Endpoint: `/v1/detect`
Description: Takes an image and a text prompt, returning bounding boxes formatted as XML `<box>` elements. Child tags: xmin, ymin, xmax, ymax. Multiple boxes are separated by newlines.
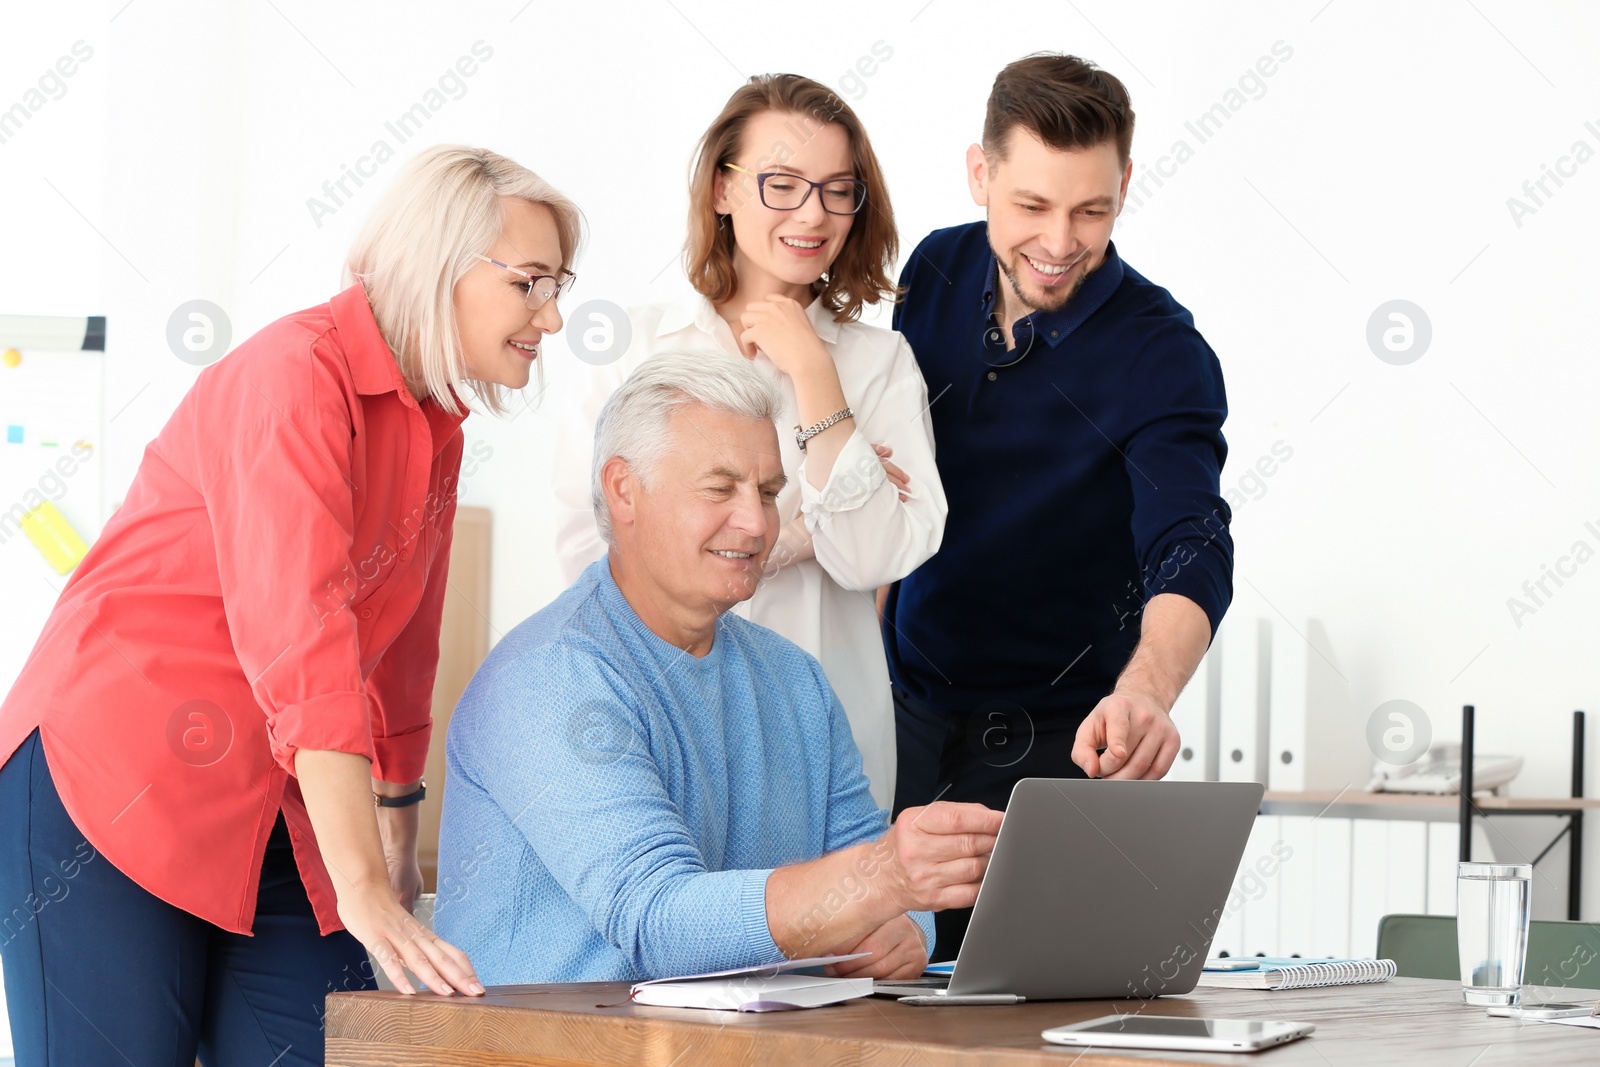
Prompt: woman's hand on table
<box><xmin>338</xmin><ymin>881</ymin><xmax>485</xmax><ymax>997</ymax></box>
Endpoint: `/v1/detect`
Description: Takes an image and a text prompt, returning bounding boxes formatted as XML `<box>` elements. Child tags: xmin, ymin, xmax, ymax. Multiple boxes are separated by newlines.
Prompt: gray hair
<box><xmin>592</xmin><ymin>350</ymin><xmax>782</xmax><ymax>543</ymax></box>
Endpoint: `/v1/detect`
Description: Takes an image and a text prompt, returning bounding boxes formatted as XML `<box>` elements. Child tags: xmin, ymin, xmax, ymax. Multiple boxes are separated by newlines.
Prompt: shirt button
<box><xmin>986</xmin><ymin>371</ymin><xmax>998</xmax><ymax>381</ymax></box>
<box><xmin>1050</xmin><ymin>329</ymin><xmax>1059</xmax><ymax>338</ymax></box>
<box><xmin>399</xmin><ymin>550</ymin><xmax>410</xmax><ymax>562</ymax></box>
<box><xmin>360</xmin><ymin>608</ymin><xmax>372</xmax><ymax>620</ymax></box>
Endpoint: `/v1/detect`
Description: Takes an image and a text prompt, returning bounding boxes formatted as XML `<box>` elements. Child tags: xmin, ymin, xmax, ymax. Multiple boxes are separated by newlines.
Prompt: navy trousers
<box><xmin>0</xmin><ymin>729</ymin><xmax>374</xmax><ymax>1066</ymax></box>
<box><xmin>892</xmin><ymin>686</ymin><xmax>1089</xmax><ymax>962</ymax></box>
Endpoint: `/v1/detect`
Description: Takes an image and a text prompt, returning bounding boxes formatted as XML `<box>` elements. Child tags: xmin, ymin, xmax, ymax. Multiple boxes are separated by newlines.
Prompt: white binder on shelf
<box><xmin>1426</xmin><ymin>822</ymin><xmax>1495</xmax><ymax>915</ymax></box>
<box><xmin>1166</xmin><ymin>641</ymin><xmax>1220</xmax><ymax>782</ymax></box>
<box><xmin>1346</xmin><ymin>820</ymin><xmax>1429</xmax><ymax>958</ymax></box>
<box><xmin>1426</xmin><ymin>823</ymin><xmax>1458</xmax><ymax>915</ymax></box>
<box><xmin>1276</xmin><ymin>814</ymin><xmax>1318</xmax><ymax>956</ymax></box>
<box><xmin>1212</xmin><ymin>880</ymin><xmax>1246</xmax><ymax>958</ymax></box>
<box><xmin>1385</xmin><ymin>821</ymin><xmax>1429</xmax><ymax>919</ymax></box>
<box><xmin>1239</xmin><ymin>814</ymin><xmax>1283</xmax><ymax>957</ymax></box>
<box><xmin>1310</xmin><ymin>818</ymin><xmax>1353</xmax><ymax>958</ymax></box>
<box><xmin>1348</xmin><ymin>820</ymin><xmax>1390</xmax><ymax>959</ymax></box>
<box><xmin>1267</xmin><ymin>618</ymin><xmax>1362</xmax><ymax>792</ymax></box>
<box><xmin>1218</xmin><ymin>616</ymin><xmax>1271</xmax><ymax>785</ymax></box>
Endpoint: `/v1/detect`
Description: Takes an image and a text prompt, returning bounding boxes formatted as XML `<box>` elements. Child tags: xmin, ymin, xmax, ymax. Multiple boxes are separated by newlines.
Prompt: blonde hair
<box><xmin>345</xmin><ymin>144</ymin><xmax>582</xmax><ymax>415</ymax></box>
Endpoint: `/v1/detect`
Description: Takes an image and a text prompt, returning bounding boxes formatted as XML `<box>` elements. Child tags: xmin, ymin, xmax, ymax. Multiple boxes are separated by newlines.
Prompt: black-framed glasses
<box><xmin>724</xmin><ymin>163</ymin><xmax>868</xmax><ymax>215</ymax></box>
<box><xmin>477</xmin><ymin>255</ymin><xmax>577</xmax><ymax>310</ymax></box>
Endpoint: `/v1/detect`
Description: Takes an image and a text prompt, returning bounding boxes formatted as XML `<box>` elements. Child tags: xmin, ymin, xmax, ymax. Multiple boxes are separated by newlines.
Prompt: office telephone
<box><xmin>1367</xmin><ymin>743</ymin><xmax>1524</xmax><ymax>795</ymax></box>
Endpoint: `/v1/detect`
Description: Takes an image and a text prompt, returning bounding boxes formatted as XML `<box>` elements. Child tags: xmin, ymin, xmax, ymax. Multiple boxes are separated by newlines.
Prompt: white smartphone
<box><xmin>1487</xmin><ymin>1001</ymin><xmax>1597</xmax><ymax>1020</ymax></box>
<box><xmin>1042</xmin><ymin>1015</ymin><xmax>1315</xmax><ymax>1052</ymax></box>
<box><xmin>1203</xmin><ymin>958</ymin><xmax>1262</xmax><ymax>971</ymax></box>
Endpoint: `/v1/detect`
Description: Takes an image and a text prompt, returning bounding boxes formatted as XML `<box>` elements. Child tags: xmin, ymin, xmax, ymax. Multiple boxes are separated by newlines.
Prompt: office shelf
<box><xmin>1260</xmin><ymin>708</ymin><xmax>1588</xmax><ymax>920</ymax></box>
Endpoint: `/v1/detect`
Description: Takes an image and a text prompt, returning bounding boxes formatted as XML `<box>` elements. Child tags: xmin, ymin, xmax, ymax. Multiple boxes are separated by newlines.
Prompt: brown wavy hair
<box><xmin>684</xmin><ymin>74</ymin><xmax>899</xmax><ymax>324</ymax></box>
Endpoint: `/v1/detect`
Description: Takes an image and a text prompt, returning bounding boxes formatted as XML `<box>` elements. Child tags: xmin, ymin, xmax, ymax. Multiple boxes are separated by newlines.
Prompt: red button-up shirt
<box><xmin>0</xmin><ymin>284</ymin><xmax>467</xmax><ymax>935</ymax></box>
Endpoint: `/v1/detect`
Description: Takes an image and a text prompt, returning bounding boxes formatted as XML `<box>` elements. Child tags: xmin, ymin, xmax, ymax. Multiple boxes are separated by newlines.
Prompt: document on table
<box><xmin>629</xmin><ymin>953</ymin><xmax>874</xmax><ymax>1012</ymax></box>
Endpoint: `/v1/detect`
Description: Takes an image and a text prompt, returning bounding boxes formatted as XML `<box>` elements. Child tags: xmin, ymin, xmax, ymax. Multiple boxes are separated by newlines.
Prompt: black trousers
<box><xmin>891</xmin><ymin>686</ymin><xmax>1089</xmax><ymax>962</ymax></box>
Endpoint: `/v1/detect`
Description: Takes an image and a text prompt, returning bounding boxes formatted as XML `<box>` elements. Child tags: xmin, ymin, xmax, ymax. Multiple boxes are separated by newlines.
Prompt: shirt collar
<box><xmin>655</xmin><ymin>288</ymin><xmax>841</xmax><ymax>345</ymax></box>
<box><xmin>424</xmin><ymin>394</ymin><xmax>468</xmax><ymax>454</ymax></box>
<box><xmin>803</xmin><ymin>292</ymin><xmax>843</xmax><ymax>344</ymax></box>
<box><xmin>980</xmin><ymin>240</ymin><xmax>1125</xmax><ymax>349</ymax></box>
<box><xmin>331</xmin><ymin>284</ymin><xmax>411</xmax><ymax>397</ymax></box>
<box><xmin>329</xmin><ymin>284</ymin><xmax>468</xmax><ymax>448</ymax></box>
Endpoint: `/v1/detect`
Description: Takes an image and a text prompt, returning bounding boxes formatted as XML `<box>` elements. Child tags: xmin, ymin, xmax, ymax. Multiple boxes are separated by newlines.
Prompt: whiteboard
<box><xmin>0</xmin><ymin>324</ymin><xmax>106</xmax><ymax>700</ymax></box>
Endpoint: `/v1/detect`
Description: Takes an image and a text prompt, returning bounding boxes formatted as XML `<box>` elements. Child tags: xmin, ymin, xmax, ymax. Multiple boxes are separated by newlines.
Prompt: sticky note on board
<box><xmin>20</xmin><ymin>501</ymin><xmax>89</xmax><ymax>574</ymax></box>
<box><xmin>5</xmin><ymin>425</ymin><xmax>20</xmax><ymax>444</ymax></box>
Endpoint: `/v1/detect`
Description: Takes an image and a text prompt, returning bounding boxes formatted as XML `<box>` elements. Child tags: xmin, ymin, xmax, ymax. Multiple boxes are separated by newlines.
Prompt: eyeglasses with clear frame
<box><xmin>723</xmin><ymin>164</ymin><xmax>868</xmax><ymax>215</ymax></box>
<box><xmin>477</xmin><ymin>255</ymin><xmax>577</xmax><ymax>311</ymax></box>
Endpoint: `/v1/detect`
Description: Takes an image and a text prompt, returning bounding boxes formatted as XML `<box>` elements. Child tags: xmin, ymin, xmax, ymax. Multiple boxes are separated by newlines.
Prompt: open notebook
<box><xmin>1198</xmin><ymin>958</ymin><xmax>1398</xmax><ymax>990</ymax></box>
<box><xmin>630</xmin><ymin>954</ymin><xmax>874</xmax><ymax>1011</ymax></box>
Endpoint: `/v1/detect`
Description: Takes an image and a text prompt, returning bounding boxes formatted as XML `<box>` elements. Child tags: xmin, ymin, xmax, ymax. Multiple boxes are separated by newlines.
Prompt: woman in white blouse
<box><xmin>553</xmin><ymin>73</ymin><xmax>946</xmax><ymax>807</ymax></box>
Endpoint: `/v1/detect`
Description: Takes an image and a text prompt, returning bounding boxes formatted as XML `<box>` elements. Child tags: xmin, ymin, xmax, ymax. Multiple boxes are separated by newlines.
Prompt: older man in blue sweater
<box><xmin>435</xmin><ymin>351</ymin><xmax>1001</xmax><ymax>986</ymax></box>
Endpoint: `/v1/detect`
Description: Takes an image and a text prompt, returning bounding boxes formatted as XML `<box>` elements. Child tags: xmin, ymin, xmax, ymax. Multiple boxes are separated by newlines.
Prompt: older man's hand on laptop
<box><xmin>883</xmin><ymin>801</ymin><xmax>1006</xmax><ymax>911</ymax></box>
<box><xmin>823</xmin><ymin>803</ymin><xmax>1000</xmax><ymax>979</ymax></box>
<box><xmin>766</xmin><ymin>800</ymin><xmax>1003</xmax><ymax>965</ymax></box>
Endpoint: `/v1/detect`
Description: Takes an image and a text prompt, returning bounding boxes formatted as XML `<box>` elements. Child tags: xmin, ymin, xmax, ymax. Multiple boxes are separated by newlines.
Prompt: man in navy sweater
<box><xmin>885</xmin><ymin>54</ymin><xmax>1234</xmax><ymax>957</ymax></box>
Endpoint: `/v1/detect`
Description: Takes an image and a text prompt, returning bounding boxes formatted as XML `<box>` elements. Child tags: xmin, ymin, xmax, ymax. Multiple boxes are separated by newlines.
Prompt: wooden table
<box><xmin>326</xmin><ymin>977</ymin><xmax>1600</xmax><ymax>1065</ymax></box>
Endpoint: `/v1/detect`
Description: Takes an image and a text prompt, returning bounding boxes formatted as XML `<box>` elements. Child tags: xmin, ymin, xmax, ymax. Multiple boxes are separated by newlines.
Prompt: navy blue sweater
<box><xmin>883</xmin><ymin>223</ymin><xmax>1233</xmax><ymax>720</ymax></box>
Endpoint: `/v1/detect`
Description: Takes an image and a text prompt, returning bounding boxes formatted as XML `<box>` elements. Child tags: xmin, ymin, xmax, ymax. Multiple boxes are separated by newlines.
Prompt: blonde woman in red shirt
<box><xmin>0</xmin><ymin>144</ymin><xmax>579</xmax><ymax>1066</ymax></box>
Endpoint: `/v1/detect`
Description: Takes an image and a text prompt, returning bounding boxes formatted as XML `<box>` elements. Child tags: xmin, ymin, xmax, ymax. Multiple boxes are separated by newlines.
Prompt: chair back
<box><xmin>1377</xmin><ymin>913</ymin><xmax>1600</xmax><ymax>989</ymax></box>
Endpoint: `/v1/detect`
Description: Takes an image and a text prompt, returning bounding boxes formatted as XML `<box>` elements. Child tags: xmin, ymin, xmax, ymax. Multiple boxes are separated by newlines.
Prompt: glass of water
<box><xmin>1456</xmin><ymin>862</ymin><xmax>1532</xmax><ymax>1006</ymax></box>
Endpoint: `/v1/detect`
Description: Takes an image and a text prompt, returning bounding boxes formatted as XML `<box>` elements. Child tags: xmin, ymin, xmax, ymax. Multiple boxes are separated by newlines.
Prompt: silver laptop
<box><xmin>874</xmin><ymin>778</ymin><xmax>1264</xmax><ymax>1001</ymax></box>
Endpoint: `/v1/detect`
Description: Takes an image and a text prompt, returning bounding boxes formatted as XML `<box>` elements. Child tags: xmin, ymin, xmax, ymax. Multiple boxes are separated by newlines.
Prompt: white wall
<box><xmin>2</xmin><ymin>0</ymin><xmax>1598</xmax><ymax>935</ymax></box>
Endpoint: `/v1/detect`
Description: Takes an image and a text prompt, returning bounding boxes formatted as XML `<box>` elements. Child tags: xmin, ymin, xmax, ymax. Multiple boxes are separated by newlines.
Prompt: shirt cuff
<box><xmin>912</xmin><ymin>910</ymin><xmax>938</xmax><ymax>961</ymax></box>
<box><xmin>741</xmin><ymin>869</ymin><xmax>787</xmax><ymax>963</ymax></box>
<box><xmin>268</xmin><ymin>690</ymin><xmax>375</xmax><ymax>774</ymax></box>
<box><xmin>1143</xmin><ymin>541</ymin><xmax>1232</xmax><ymax>636</ymax></box>
<box><xmin>798</xmin><ymin>430</ymin><xmax>886</xmax><ymax>527</ymax></box>
<box><xmin>371</xmin><ymin>721</ymin><xmax>432</xmax><ymax>783</ymax></box>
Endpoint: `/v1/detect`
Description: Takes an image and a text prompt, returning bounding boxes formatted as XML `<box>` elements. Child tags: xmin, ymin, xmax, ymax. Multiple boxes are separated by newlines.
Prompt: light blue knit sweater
<box><xmin>434</xmin><ymin>558</ymin><xmax>935</xmax><ymax>984</ymax></box>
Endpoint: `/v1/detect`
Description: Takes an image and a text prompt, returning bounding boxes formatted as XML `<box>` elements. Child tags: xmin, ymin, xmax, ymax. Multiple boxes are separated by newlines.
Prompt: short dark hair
<box><xmin>983</xmin><ymin>53</ymin><xmax>1135</xmax><ymax>165</ymax></box>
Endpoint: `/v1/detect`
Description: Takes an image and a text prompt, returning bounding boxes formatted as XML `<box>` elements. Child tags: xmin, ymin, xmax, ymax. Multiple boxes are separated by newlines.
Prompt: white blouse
<box><xmin>551</xmin><ymin>291</ymin><xmax>948</xmax><ymax>808</ymax></box>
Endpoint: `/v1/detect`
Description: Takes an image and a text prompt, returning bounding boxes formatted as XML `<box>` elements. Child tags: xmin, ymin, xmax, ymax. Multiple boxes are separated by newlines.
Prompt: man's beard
<box><xmin>996</xmin><ymin>249</ymin><xmax>1094</xmax><ymax>314</ymax></box>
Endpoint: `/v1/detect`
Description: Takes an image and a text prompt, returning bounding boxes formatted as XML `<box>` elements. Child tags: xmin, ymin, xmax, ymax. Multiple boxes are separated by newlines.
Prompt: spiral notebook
<box><xmin>1197</xmin><ymin>957</ymin><xmax>1398</xmax><ymax>990</ymax></box>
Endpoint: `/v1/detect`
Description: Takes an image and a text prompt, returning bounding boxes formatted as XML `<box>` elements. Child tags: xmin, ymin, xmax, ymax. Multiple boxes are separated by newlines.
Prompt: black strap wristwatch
<box><xmin>374</xmin><ymin>780</ymin><xmax>426</xmax><ymax>808</ymax></box>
